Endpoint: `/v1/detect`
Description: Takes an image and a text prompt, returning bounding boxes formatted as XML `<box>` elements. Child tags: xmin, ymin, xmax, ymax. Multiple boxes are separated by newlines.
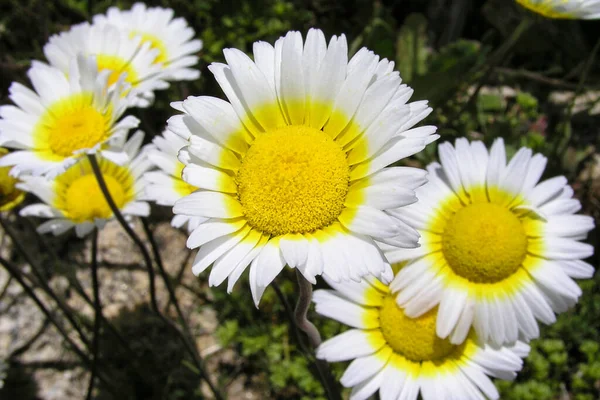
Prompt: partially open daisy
<box><xmin>93</xmin><ymin>2</ymin><xmax>203</xmax><ymax>81</ymax></box>
<box><xmin>144</xmin><ymin>129</ymin><xmax>205</xmax><ymax>232</ymax></box>
<box><xmin>0</xmin><ymin>55</ymin><xmax>138</xmax><ymax>177</ymax></box>
<box><xmin>516</xmin><ymin>0</ymin><xmax>600</xmax><ymax>19</ymax></box>
<box><xmin>314</xmin><ymin>276</ymin><xmax>530</xmax><ymax>400</ymax></box>
<box><xmin>44</xmin><ymin>22</ymin><xmax>169</xmax><ymax>108</ymax></box>
<box><xmin>169</xmin><ymin>28</ymin><xmax>438</xmax><ymax>304</ymax></box>
<box><xmin>0</xmin><ymin>148</ymin><xmax>25</xmax><ymax>212</ymax></box>
<box><xmin>18</xmin><ymin>132</ymin><xmax>151</xmax><ymax>237</ymax></box>
<box><xmin>387</xmin><ymin>138</ymin><xmax>595</xmax><ymax>346</ymax></box>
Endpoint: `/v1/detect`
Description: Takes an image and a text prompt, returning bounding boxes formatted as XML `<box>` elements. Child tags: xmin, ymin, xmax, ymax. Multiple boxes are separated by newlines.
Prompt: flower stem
<box><xmin>87</xmin><ymin>153</ymin><xmax>224</xmax><ymax>400</ymax></box>
<box><xmin>85</xmin><ymin>228</ymin><xmax>101</xmax><ymax>400</ymax></box>
<box><xmin>293</xmin><ymin>270</ymin><xmax>341</xmax><ymax>400</ymax></box>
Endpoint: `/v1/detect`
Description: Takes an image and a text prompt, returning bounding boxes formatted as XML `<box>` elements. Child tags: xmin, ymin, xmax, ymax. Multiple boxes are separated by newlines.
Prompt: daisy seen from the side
<box><xmin>314</xmin><ymin>275</ymin><xmax>530</xmax><ymax>400</ymax></box>
<box><xmin>144</xmin><ymin>129</ymin><xmax>205</xmax><ymax>232</ymax></box>
<box><xmin>386</xmin><ymin>138</ymin><xmax>595</xmax><ymax>346</ymax></box>
<box><xmin>93</xmin><ymin>2</ymin><xmax>203</xmax><ymax>82</ymax></box>
<box><xmin>18</xmin><ymin>131</ymin><xmax>152</xmax><ymax>237</ymax></box>
<box><xmin>0</xmin><ymin>55</ymin><xmax>139</xmax><ymax>177</ymax></box>
<box><xmin>170</xmin><ymin>28</ymin><xmax>438</xmax><ymax>304</ymax></box>
<box><xmin>44</xmin><ymin>22</ymin><xmax>169</xmax><ymax>108</ymax></box>
<box><xmin>516</xmin><ymin>0</ymin><xmax>600</xmax><ymax>18</ymax></box>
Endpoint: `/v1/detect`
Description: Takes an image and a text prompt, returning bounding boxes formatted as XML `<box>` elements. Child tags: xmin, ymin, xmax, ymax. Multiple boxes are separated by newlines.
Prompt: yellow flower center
<box><xmin>64</xmin><ymin>174</ymin><xmax>126</xmax><ymax>222</ymax></box>
<box><xmin>442</xmin><ymin>202</ymin><xmax>527</xmax><ymax>283</ymax></box>
<box><xmin>236</xmin><ymin>125</ymin><xmax>349</xmax><ymax>236</ymax></box>
<box><xmin>130</xmin><ymin>31</ymin><xmax>168</xmax><ymax>64</ymax></box>
<box><xmin>35</xmin><ymin>94</ymin><xmax>111</xmax><ymax>158</ymax></box>
<box><xmin>516</xmin><ymin>0</ymin><xmax>574</xmax><ymax>19</ymax></box>
<box><xmin>379</xmin><ymin>295</ymin><xmax>457</xmax><ymax>362</ymax></box>
<box><xmin>96</xmin><ymin>54</ymin><xmax>139</xmax><ymax>86</ymax></box>
<box><xmin>0</xmin><ymin>149</ymin><xmax>25</xmax><ymax>211</ymax></box>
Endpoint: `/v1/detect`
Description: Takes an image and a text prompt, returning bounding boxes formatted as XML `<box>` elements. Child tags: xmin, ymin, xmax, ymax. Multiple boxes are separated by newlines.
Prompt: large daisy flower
<box><xmin>43</xmin><ymin>22</ymin><xmax>169</xmax><ymax>108</ymax></box>
<box><xmin>0</xmin><ymin>55</ymin><xmax>139</xmax><ymax>177</ymax></box>
<box><xmin>144</xmin><ymin>129</ymin><xmax>205</xmax><ymax>232</ymax></box>
<box><xmin>516</xmin><ymin>0</ymin><xmax>600</xmax><ymax>19</ymax></box>
<box><xmin>93</xmin><ymin>2</ymin><xmax>203</xmax><ymax>81</ymax></box>
<box><xmin>314</xmin><ymin>276</ymin><xmax>530</xmax><ymax>400</ymax></box>
<box><xmin>18</xmin><ymin>131</ymin><xmax>152</xmax><ymax>237</ymax></box>
<box><xmin>387</xmin><ymin>138</ymin><xmax>595</xmax><ymax>346</ymax></box>
<box><xmin>169</xmin><ymin>28</ymin><xmax>438</xmax><ymax>304</ymax></box>
<box><xmin>0</xmin><ymin>148</ymin><xmax>25</xmax><ymax>212</ymax></box>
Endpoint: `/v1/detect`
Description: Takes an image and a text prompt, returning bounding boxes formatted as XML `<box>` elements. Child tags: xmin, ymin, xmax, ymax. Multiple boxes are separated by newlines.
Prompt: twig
<box><xmin>86</xmin><ymin>228</ymin><xmax>101</xmax><ymax>400</ymax></box>
<box><xmin>0</xmin><ymin>215</ymin><xmax>91</xmax><ymax>351</ymax></box>
<box><xmin>293</xmin><ymin>270</ymin><xmax>341</xmax><ymax>400</ymax></box>
<box><xmin>0</xmin><ymin>255</ymin><xmax>117</xmax><ymax>397</ymax></box>
<box><xmin>87</xmin><ymin>153</ymin><xmax>224</xmax><ymax>400</ymax></box>
<box><xmin>141</xmin><ymin>218</ymin><xmax>223</xmax><ymax>398</ymax></box>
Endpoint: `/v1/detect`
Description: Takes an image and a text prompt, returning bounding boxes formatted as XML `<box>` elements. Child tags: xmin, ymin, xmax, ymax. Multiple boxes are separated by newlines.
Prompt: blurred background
<box><xmin>0</xmin><ymin>0</ymin><xmax>599</xmax><ymax>399</ymax></box>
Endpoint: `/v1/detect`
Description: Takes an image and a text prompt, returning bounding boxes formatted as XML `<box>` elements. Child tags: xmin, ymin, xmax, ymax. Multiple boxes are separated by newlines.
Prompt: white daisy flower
<box><xmin>43</xmin><ymin>22</ymin><xmax>169</xmax><ymax>108</ymax></box>
<box><xmin>387</xmin><ymin>138</ymin><xmax>595</xmax><ymax>346</ymax></box>
<box><xmin>144</xmin><ymin>129</ymin><xmax>206</xmax><ymax>232</ymax></box>
<box><xmin>0</xmin><ymin>55</ymin><xmax>139</xmax><ymax>177</ymax></box>
<box><xmin>18</xmin><ymin>131</ymin><xmax>152</xmax><ymax>238</ymax></box>
<box><xmin>516</xmin><ymin>0</ymin><xmax>600</xmax><ymax>19</ymax></box>
<box><xmin>314</xmin><ymin>276</ymin><xmax>530</xmax><ymax>400</ymax></box>
<box><xmin>170</xmin><ymin>28</ymin><xmax>438</xmax><ymax>305</ymax></box>
<box><xmin>93</xmin><ymin>2</ymin><xmax>203</xmax><ymax>81</ymax></box>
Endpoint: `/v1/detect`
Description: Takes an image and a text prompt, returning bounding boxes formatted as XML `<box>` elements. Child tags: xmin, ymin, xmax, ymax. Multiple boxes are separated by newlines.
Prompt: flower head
<box><xmin>169</xmin><ymin>28</ymin><xmax>438</xmax><ymax>304</ymax></box>
<box><xmin>44</xmin><ymin>22</ymin><xmax>169</xmax><ymax>108</ymax></box>
<box><xmin>144</xmin><ymin>129</ymin><xmax>205</xmax><ymax>232</ymax></box>
<box><xmin>18</xmin><ymin>131</ymin><xmax>152</xmax><ymax>237</ymax></box>
<box><xmin>93</xmin><ymin>2</ymin><xmax>203</xmax><ymax>81</ymax></box>
<box><xmin>516</xmin><ymin>0</ymin><xmax>600</xmax><ymax>19</ymax></box>
<box><xmin>0</xmin><ymin>148</ymin><xmax>25</xmax><ymax>211</ymax></box>
<box><xmin>314</xmin><ymin>276</ymin><xmax>530</xmax><ymax>400</ymax></box>
<box><xmin>0</xmin><ymin>55</ymin><xmax>139</xmax><ymax>177</ymax></box>
<box><xmin>387</xmin><ymin>138</ymin><xmax>595</xmax><ymax>346</ymax></box>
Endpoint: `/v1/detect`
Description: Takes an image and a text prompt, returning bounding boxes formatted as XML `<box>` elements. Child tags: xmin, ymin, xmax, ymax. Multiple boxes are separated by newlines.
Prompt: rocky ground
<box><xmin>0</xmin><ymin>215</ymin><xmax>263</xmax><ymax>399</ymax></box>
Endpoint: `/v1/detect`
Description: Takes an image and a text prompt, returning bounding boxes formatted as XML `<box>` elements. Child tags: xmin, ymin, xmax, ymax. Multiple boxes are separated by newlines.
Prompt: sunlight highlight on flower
<box><xmin>386</xmin><ymin>138</ymin><xmax>596</xmax><ymax>346</ymax></box>
<box><xmin>169</xmin><ymin>28</ymin><xmax>439</xmax><ymax>304</ymax></box>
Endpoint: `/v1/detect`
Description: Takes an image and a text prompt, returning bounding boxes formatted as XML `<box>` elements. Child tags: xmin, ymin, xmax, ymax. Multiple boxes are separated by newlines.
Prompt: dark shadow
<box><xmin>0</xmin><ymin>360</ymin><xmax>40</xmax><ymax>400</ymax></box>
<box><xmin>95</xmin><ymin>304</ymin><xmax>201</xmax><ymax>400</ymax></box>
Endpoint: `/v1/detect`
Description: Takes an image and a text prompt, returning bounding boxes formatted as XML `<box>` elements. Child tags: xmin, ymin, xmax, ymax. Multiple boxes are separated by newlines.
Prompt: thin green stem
<box><xmin>86</xmin><ymin>228</ymin><xmax>101</xmax><ymax>400</ymax></box>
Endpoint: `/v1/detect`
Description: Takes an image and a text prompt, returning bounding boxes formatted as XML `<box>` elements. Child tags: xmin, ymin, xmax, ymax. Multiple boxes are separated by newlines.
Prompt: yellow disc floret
<box><xmin>237</xmin><ymin>125</ymin><xmax>349</xmax><ymax>236</ymax></box>
<box><xmin>0</xmin><ymin>149</ymin><xmax>25</xmax><ymax>211</ymax></box>
<box><xmin>96</xmin><ymin>54</ymin><xmax>139</xmax><ymax>86</ymax></box>
<box><xmin>64</xmin><ymin>174</ymin><xmax>126</xmax><ymax>222</ymax></box>
<box><xmin>35</xmin><ymin>93</ymin><xmax>112</xmax><ymax>158</ymax></box>
<box><xmin>379</xmin><ymin>295</ymin><xmax>457</xmax><ymax>362</ymax></box>
<box><xmin>516</xmin><ymin>0</ymin><xmax>575</xmax><ymax>19</ymax></box>
<box><xmin>130</xmin><ymin>31</ymin><xmax>168</xmax><ymax>64</ymax></box>
<box><xmin>442</xmin><ymin>202</ymin><xmax>528</xmax><ymax>283</ymax></box>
